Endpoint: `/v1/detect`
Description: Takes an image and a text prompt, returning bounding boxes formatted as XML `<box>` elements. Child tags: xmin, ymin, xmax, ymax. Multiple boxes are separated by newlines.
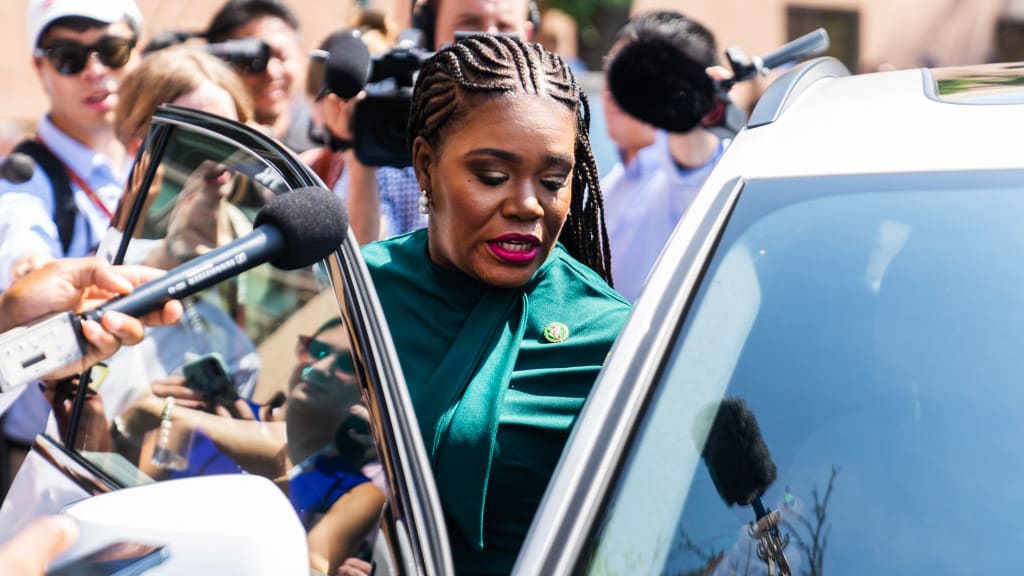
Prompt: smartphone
<box><xmin>46</xmin><ymin>541</ymin><xmax>169</xmax><ymax>576</ymax></box>
<box><xmin>182</xmin><ymin>352</ymin><xmax>238</xmax><ymax>406</ymax></box>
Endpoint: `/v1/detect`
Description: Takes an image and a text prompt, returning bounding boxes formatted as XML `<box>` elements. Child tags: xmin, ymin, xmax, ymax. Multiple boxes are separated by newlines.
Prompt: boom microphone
<box><xmin>0</xmin><ymin>152</ymin><xmax>35</xmax><ymax>184</ymax></box>
<box><xmin>607</xmin><ymin>28</ymin><xmax>829</xmax><ymax>133</ymax></box>
<box><xmin>0</xmin><ymin>187</ymin><xmax>348</xmax><ymax>392</ymax></box>
<box><xmin>701</xmin><ymin>397</ymin><xmax>791</xmax><ymax>575</ymax></box>
<box><xmin>607</xmin><ymin>34</ymin><xmax>718</xmax><ymax>134</ymax></box>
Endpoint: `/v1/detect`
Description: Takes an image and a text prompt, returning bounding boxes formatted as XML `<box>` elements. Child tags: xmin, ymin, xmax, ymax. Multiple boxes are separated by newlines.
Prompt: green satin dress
<box><xmin>363</xmin><ymin>229</ymin><xmax>630</xmax><ymax>574</ymax></box>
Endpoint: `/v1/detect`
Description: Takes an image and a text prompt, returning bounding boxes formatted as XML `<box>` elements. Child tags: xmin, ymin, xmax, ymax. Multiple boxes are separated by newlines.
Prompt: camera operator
<box><xmin>337</xmin><ymin>0</ymin><xmax>537</xmax><ymax>244</ymax></box>
<box><xmin>205</xmin><ymin>0</ymin><xmax>316</xmax><ymax>154</ymax></box>
<box><xmin>301</xmin><ymin>19</ymin><xmax>395</xmax><ymax>192</ymax></box>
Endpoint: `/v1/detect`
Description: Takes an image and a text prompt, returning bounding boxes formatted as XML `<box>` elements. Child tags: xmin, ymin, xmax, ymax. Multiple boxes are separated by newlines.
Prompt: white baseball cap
<box><xmin>27</xmin><ymin>0</ymin><xmax>143</xmax><ymax>51</ymax></box>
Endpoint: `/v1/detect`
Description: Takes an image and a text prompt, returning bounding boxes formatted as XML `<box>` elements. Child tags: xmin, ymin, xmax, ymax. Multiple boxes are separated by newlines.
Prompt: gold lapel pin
<box><xmin>543</xmin><ymin>322</ymin><xmax>569</xmax><ymax>343</ymax></box>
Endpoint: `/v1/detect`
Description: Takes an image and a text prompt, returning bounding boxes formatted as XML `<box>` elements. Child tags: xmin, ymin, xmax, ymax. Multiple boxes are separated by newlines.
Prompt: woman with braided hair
<box><xmin>362</xmin><ymin>34</ymin><xmax>630</xmax><ymax>573</ymax></box>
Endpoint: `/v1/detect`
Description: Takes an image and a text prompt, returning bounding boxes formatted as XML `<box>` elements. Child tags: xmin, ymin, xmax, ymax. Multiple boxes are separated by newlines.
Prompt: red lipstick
<box><xmin>487</xmin><ymin>234</ymin><xmax>540</xmax><ymax>263</ymax></box>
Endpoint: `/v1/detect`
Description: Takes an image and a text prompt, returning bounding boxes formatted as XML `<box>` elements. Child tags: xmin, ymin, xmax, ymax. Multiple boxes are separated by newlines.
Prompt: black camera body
<box><xmin>352</xmin><ymin>39</ymin><xmax>433</xmax><ymax>168</ymax></box>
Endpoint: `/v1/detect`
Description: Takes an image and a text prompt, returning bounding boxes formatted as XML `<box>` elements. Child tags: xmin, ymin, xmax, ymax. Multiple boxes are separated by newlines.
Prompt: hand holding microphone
<box><xmin>0</xmin><ymin>259</ymin><xmax>184</xmax><ymax>383</ymax></box>
<box><xmin>0</xmin><ymin>187</ymin><xmax>348</xmax><ymax>391</ymax></box>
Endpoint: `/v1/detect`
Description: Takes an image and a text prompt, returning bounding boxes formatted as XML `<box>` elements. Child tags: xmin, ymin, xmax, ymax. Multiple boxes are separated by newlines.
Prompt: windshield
<box><xmin>579</xmin><ymin>172</ymin><xmax>1024</xmax><ymax>575</ymax></box>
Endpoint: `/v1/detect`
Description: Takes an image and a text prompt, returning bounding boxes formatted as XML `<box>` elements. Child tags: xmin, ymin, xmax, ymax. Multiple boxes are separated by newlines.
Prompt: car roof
<box><xmin>715</xmin><ymin>59</ymin><xmax>1024</xmax><ymax>182</ymax></box>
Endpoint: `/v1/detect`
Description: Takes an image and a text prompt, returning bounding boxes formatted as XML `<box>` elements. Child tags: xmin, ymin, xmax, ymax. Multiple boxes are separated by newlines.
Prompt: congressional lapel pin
<box><xmin>543</xmin><ymin>322</ymin><xmax>569</xmax><ymax>343</ymax></box>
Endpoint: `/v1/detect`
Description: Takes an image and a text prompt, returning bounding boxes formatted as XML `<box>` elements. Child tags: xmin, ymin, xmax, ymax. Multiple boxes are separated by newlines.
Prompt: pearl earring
<box><xmin>419</xmin><ymin>189</ymin><xmax>430</xmax><ymax>214</ymax></box>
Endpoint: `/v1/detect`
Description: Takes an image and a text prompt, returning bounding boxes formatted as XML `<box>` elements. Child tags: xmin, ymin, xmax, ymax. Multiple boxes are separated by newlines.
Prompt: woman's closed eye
<box><xmin>476</xmin><ymin>171</ymin><xmax>508</xmax><ymax>186</ymax></box>
<box><xmin>541</xmin><ymin>175</ymin><xmax>570</xmax><ymax>192</ymax></box>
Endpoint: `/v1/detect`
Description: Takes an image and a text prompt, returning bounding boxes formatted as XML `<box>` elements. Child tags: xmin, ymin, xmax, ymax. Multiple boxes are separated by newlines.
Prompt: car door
<box><xmin>0</xmin><ymin>105</ymin><xmax>451</xmax><ymax>575</ymax></box>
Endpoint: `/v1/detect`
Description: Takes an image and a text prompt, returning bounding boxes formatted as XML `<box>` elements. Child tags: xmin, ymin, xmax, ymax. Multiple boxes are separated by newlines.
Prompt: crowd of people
<box><xmin>0</xmin><ymin>0</ymin><xmax>738</xmax><ymax>574</ymax></box>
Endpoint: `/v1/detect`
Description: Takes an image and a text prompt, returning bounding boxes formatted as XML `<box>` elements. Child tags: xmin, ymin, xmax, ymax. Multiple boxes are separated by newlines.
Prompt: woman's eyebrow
<box><xmin>545</xmin><ymin>153</ymin><xmax>574</xmax><ymax>169</ymax></box>
<box><xmin>465</xmin><ymin>148</ymin><xmax>521</xmax><ymax>163</ymax></box>
<box><xmin>465</xmin><ymin>149</ymin><xmax>573</xmax><ymax>169</ymax></box>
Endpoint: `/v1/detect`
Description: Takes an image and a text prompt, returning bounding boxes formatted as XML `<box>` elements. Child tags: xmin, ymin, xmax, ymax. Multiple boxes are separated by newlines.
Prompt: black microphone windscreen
<box><xmin>700</xmin><ymin>397</ymin><xmax>777</xmax><ymax>507</ymax></box>
<box><xmin>2</xmin><ymin>153</ymin><xmax>35</xmax><ymax>184</ymax></box>
<box><xmin>254</xmin><ymin>187</ymin><xmax>348</xmax><ymax>270</ymax></box>
<box><xmin>607</xmin><ymin>37</ymin><xmax>716</xmax><ymax>133</ymax></box>
<box><xmin>324</xmin><ymin>31</ymin><xmax>371</xmax><ymax>100</ymax></box>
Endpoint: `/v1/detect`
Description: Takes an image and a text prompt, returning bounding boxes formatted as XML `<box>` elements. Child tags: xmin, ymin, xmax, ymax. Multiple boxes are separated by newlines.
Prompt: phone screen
<box><xmin>47</xmin><ymin>541</ymin><xmax>169</xmax><ymax>576</ymax></box>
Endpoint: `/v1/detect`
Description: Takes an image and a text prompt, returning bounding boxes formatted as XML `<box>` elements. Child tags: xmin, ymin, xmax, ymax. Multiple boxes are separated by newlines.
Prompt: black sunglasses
<box><xmin>35</xmin><ymin>36</ymin><xmax>137</xmax><ymax>75</ymax></box>
<box><xmin>299</xmin><ymin>335</ymin><xmax>354</xmax><ymax>376</ymax></box>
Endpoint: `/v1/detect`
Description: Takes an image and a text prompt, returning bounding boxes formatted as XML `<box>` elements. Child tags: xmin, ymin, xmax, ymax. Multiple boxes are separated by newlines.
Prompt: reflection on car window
<box><xmin>580</xmin><ymin>177</ymin><xmax>1024</xmax><ymax>575</ymax></box>
<box><xmin>66</xmin><ymin>124</ymin><xmax>385</xmax><ymax>575</ymax></box>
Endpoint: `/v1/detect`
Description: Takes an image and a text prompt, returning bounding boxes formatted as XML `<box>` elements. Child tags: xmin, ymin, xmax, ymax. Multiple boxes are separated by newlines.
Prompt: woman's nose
<box><xmin>502</xmin><ymin>184</ymin><xmax>544</xmax><ymax>220</ymax></box>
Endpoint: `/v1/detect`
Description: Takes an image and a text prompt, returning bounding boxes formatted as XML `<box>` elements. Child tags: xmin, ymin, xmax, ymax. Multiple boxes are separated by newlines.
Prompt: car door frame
<box><xmin>46</xmin><ymin>105</ymin><xmax>454</xmax><ymax>575</ymax></box>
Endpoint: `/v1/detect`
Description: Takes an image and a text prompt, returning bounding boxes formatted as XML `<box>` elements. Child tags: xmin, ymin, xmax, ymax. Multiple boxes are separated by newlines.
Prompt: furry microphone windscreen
<box><xmin>606</xmin><ymin>36</ymin><xmax>716</xmax><ymax>134</ymax></box>
<box><xmin>324</xmin><ymin>30</ymin><xmax>372</xmax><ymax>100</ymax></box>
<box><xmin>700</xmin><ymin>397</ymin><xmax>778</xmax><ymax>507</ymax></box>
<box><xmin>255</xmin><ymin>186</ymin><xmax>349</xmax><ymax>270</ymax></box>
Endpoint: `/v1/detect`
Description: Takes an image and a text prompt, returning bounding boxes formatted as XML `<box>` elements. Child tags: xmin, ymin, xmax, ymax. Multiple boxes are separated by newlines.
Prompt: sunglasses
<box><xmin>298</xmin><ymin>335</ymin><xmax>354</xmax><ymax>376</ymax></box>
<box><xmin>35</xmin><ymin>36</ymin><xmax>137</xmax><ymax>75</ymax></box>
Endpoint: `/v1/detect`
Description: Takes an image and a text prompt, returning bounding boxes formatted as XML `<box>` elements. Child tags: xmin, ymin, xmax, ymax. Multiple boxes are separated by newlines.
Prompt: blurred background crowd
<box><xmin>2</xmin><ymin>0</ymin><xmax>1024</xmax><ymax>154</ymax></box>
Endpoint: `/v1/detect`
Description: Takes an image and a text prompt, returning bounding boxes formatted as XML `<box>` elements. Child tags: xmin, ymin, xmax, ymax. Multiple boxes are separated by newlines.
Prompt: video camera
<box><xmin>318</xmin><ymin>29</ymin><xmax>432</xmax><ymax>168</ymax></box>
<box><xmin>326</xmin><ymin>31</ymin><xmax>529</xmax><ymax>168</ymax></box>
<box><xmin>352</xmin><ymin>34</ymin><xmax>433</xmax><ymax>168</ymax></box>
<box><xmin>143</xmin><ymin>31</ymin><xmax>272</xmax><ymax>77</ymax></box>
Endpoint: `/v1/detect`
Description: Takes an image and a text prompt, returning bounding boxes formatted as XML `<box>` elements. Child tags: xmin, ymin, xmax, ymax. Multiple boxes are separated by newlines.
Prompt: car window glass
<box><xmin>578</xmin><ymin>178</ymin><xmax>1024</xmax><ymax>575</ymax></box>
<box><xmin>62</xmin><ymin>123</ymin><xmax>384</xmax><ymax>573</ymax></box>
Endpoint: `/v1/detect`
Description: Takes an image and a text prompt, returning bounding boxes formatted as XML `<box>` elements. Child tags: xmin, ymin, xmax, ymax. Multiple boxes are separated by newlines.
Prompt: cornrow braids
<box><xmin>407</xmin><ymin>34</ymin><xmax>614</xmax><ymax>285</ymax></box>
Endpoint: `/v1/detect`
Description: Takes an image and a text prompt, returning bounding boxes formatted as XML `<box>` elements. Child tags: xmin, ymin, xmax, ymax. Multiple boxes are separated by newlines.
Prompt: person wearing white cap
<box><xmin>0</xmin><ymin>0</ymin><xmax>143</xmax><ymax>490</ymax></box>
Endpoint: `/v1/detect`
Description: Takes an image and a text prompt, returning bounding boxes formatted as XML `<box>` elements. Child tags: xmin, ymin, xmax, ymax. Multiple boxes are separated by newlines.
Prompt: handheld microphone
<box><xmin>701</xmin><ymin>397</ymin><xmax>791</xmax><ymax>575</ymax></box>
<box><xmin>322</xmin><ymin>30</ymin><xmax>372</xmax><ymax>100</ymax></box>
<box><xmin>0</xmin><ymin>187</ymin><xmax>348</xmax><ymax>392</ymax></box>
<box><xmin>0</xmin><ymin>152</ymin><xmax>35</xmax><ymax>184</ymax></box>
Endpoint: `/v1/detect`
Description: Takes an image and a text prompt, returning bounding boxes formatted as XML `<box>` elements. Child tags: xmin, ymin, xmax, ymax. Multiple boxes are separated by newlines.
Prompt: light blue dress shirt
<box><xmin>602</xmin><ymin>130</ymin><xmax>728</xmax><ymax>302</ymax></box>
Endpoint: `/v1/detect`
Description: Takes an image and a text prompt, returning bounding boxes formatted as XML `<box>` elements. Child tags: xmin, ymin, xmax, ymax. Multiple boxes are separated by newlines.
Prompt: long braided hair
<box><xmin>407</xmin><ymin>34</ymin><xmax>614</xmax><ymax>286</ymax></box>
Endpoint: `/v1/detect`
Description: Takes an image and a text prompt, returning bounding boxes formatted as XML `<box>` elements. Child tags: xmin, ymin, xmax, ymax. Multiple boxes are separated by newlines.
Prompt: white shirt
<box><xmin>603</xmin><ymin>130</ymin><xmax>728</xmax><ymax>303</ymax></box>
<box><xmin>0</xmin><ymin>116</ymin><xmax>123</xmax><ymax>290</ymax></box>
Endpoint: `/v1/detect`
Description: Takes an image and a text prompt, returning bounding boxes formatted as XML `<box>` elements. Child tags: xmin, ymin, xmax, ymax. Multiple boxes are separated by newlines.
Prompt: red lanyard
<box><xmin>35</xmin><ymin>136</ymin><xmax>114</xmax><ymax>220</ymax></box>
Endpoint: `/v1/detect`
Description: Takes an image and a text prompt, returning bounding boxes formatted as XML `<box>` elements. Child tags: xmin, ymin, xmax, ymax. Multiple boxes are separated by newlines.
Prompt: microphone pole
<box><xmin>701</xmin><ymin>397</ymin><xmax>792</xmax><ymax>576</ymax></box>
<box><xmin>720</xmin><ymin>28</ymin><xmax>830</xmax><ymax>90</ymax></box>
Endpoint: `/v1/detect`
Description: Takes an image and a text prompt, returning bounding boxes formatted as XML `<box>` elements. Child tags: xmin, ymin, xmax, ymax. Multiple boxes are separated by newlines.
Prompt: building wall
<box><xmin>633</xmin><ymin>0</ymin><xmax>1008</xmax><ymax>72</ymax></box>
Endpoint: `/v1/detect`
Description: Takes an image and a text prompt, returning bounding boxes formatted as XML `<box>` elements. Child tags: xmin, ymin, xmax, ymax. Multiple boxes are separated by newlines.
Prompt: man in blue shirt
<box><xmin>601</xmin><ymin>11</ymin><xmax>730</xmax><ymax>302</ymax></box>
<box><xmin>0</xmin><ymin>0</ymin><xmax>143</xmax><ymax>475</ymax></box>
<box><xmin>0</xmin><ymin>0</ymin><xmax>143</xmax><ymax>291</ymax></box>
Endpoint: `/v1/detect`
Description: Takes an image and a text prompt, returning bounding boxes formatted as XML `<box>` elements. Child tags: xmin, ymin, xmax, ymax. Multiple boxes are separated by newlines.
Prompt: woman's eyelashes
<box><xmin>541</xmin><ymin>175</ymin><xmax>570</xmax><ymax>192</ymax></box>
<box><xmin>476</xmin><ymin>171</ymin><xmax>508</xmax><ymax>186</ymax></box>
<box><xmin>474</xmin><ymin>171</ymin><xmax>570</xmax><ymax>192</ymax></box>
